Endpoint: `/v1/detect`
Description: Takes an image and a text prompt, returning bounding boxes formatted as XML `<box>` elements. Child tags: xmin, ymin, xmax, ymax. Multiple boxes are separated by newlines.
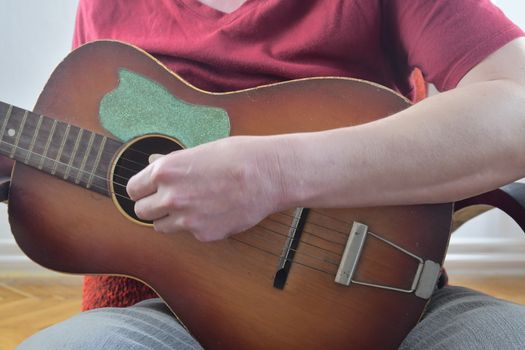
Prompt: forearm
<box><xmin>128</xmin><ymin>39</ymin><xmax>525</xmax><ymax>241</ymax></box>
<box><xmin>274</xmin><ymin>79</ymin><xmax>525</xmax><ymax>209</ymax></box>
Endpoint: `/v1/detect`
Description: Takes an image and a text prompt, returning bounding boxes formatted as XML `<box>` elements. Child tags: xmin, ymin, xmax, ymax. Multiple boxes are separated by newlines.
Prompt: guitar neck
<box><xmin>0</xmin><ymin>101</ymin><xmax>122</xmax><ymax>196</ymax></box>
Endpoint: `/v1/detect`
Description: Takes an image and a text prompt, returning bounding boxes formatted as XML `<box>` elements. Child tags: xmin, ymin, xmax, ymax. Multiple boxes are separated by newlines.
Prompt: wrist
<box><xmin>262</xmin><ymin>133</ymin><xmax>312</xmax><ymax>211</ymax></box>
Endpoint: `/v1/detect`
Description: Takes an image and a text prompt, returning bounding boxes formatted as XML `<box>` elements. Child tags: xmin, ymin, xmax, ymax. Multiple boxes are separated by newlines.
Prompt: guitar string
<box><xmin>102</xmin><ymin>164</ymin><xmax>353</xmax><ymax>248</ymax></box>
<box><xmin>260</xmin><ymin>217</ymin><xmax>345</xmax><ymax>251</ymax></box>
<box><xmin>16</xmin><ymin>152</ymin><xmax>349</xmax><ymax>255</ymax></box>
<box><xmin>104</xmin><ymin>185</ymin><xmax>350</xmax><ymax>258</ymax></box>
<box><xmin>8</xmin><ymin>119</ymin><xmax>176</xmax><ymax>171</ymax></box>
<box><xmin>250</xmin><ymin>217</ymin><xmax>349</xmax><ymax>267</ymax></box>
<box><xmin>2</xmin><ymin>108</ymin><xmax>155</xmax><ymax>160</ymax></box>
<box><xmin>74</xmin><ymin>160</ymin><xmax>357</xmax><ymax>255</ymax></box>
<box><xmin>3</xmin><ymin>119</ymin><xmax>415</xmax><ymax>282</ymax></box>
<box><xmin>310</xmin><ymin>209</ymin><xmax>359</xmax><ymax>228</ymax></box>
<box><xmin>2</xmin><ymin>113</ymin><xmax>365</xmax><ymax>223</ymax></box>
<box><xmin>102</xmin><ymin>164</ymin><xmax>374</xmax><ymax>252</ymax></box>
<box><xmin>0</xmin><ymin>139</ymin><xmax>131</xmax><ymax>195</ymax></box>
<box><xmin>1</xmin><ymin>140</ymin><xmax>357</xmax><ymax>272</ymax></box>
<box><xmin>241</xmin><ymin>227</ymin><xmax>341</xmax><ymax>266</ymax></box>
<box><xmin>0</xmin><ymin>114</ymin><xmax>379</xmax><ymax>276</ymax></box>
<box><xmin>2</xmin><ymin>138</ymin><xmax>353</xmax><ymax>250</ymax></box>
<box><xmin>1</xmin><ymin>138</ymin><xmax>352</xmax><ymax>241</ymax></box>
<box><xmin>272</xmin><ymin>211</ymin><xmax>349</xmax><ymax>238</ymax></box>
<box><xmin>248</xmin><ymin>219</ymin><xmax>346</xmax><ymax>261</ymax></box>
<box><xmin>2</xmin><ymin>125</ymin><xmax>165</xmax><ymax>174</ymax></box>
<box><xmin>231</xmin><ymin>237</ymin><xmax>336</xmax><ymax>275</ymax></box>
<box><xmin>254</xmin><ymin>220</ymin><xmax>343</xmax><ymax>258</ymax></box>
<box><xmin>101</xmin><ymin>190</ymin><xmax>345</xmax><ymax>261</ymax></box>
<box><xmin>0</xmin><ymin>136</ymin><xmax>146</xmax><ymax>196</ymax></box>
<box><xmin>228</xmin><ymin>236</ymin><xmax>336</xmax><ymax>276</ymax></box>
<box><xmin>260</xmin><ymin>224</ymin><xmax>344</xmax><ymax>255</ymax></box>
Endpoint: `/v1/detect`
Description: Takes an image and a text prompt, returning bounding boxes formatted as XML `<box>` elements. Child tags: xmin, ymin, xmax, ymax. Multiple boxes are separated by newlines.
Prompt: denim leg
<box><xmin>18</xmin><ymin>286</ymin><xmax>525</xmax><ymax>349</ymax></box>
<box><xmin>17</xmin><ymin>298</ymin><xmax>202</xmax><ymax>350</ymax></box>
<box><xmin>399</xmin><ymin>286</ymin><xmax>525</xmax><ymax>350</ymax></box>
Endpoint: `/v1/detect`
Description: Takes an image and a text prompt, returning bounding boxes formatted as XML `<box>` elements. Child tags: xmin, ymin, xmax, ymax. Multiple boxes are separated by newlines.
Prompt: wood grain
<box><xmin>0</xmin><ymin>277</ymin><xmax>81</xmax><ymax>350</ymax></box>
<box><xmin>449</xmin><ymin>275</ymin><xmax>525</xmax><ymax>305</ymax></box>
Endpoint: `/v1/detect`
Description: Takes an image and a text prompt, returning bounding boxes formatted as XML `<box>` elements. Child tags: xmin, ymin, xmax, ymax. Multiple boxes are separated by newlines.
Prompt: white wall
<box><xmin>492</xmin><ymin>0</ymin><xmax>525</xmax><ymax>29</ymax></box>
<box><xmin>445</xmin><ymin>0</ymin><xmax>525</xmax><ymax>275</ymax></box>
<box><xmin>0</xmin><ymin>0</ymin><xmax>524</xmax><ymax>276</ymax></box>
<box><xmin>0</xmin><ymin>0</ymin><xmax>79</xmax><ymax>275</ymax></box>
<box><xmin>0</xmin><ymin>1</ymin><xmax>79</xmax><ymax>109</ymax></box>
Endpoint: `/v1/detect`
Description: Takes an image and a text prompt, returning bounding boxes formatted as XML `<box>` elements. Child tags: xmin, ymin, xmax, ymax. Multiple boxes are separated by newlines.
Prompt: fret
<box><xmin>25</xmin><ymin>115</ymin><xmax>43</xmax><ymax>164</ymax></box>
<box><xmin>52</xmin><ymin>124</ymin><xmax>70</xmax><ymax>175</ymax></box>
<box><xmin>100</xmin><ymin>138</ymin><xmax>123</xmax><ymax>177</ymax></box>
<box><xmin>0</xmin><ymin>105</ymin><xmax>13</xmax><ymax>141</ymax></box>
<box><xmin>0</xmin><ymin>102</ymin><xmax>123</xmax><ymax>198</ymax></box>
<box><xmin>63</xmin><ymin>129</ymin><xmax>83</xmax><ymax>180</ymax></box>
<box><xmin>87</xmin><ymin>136</ymin><xmax>107</xmax><ymax>189</ymax></box>
<box><xmin>39</xmin><ymin>119</ymin><xmax>57</xmax><ymax>170</ymax></box>
<box><xmin>14</xmin><ymin>110</ymin><xmax>43</xmax><ymax>164</ymax></box>
<box><xmin>42</xmin><ymin>120</ymin><xmax>67</xmax><ymax>174</ymax></box>
<box><xmin>75</xmin><ymin>131</ymin><xmax>95</xmax><ymax>184</ymax></box>
<box><xmin>90</xmin><ymin>137</ymin><xmax>122</xmax><ymax>195</ymax></box>
<box><xmin>0</xmin><ymin>105</ymin><xmax>13</xmax><ymax>158</ymax></box>
<box><xmin>10</xmin><ymin>111</ymin><xmax>28</xmax><ymax>158</ymax></box>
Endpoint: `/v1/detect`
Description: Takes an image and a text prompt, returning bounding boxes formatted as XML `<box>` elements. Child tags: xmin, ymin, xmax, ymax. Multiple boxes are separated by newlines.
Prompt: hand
<box><xmin>126</xmin><ymin>136</ymin><xmax>286</xmax><ymax>241</ymax></box>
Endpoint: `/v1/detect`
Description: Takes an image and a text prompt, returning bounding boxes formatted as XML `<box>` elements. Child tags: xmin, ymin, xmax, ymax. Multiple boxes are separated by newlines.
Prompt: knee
<box><xmin>17</xmin><ymin>304</ymin><xmax>202</xmax><ymax>350</ymax></box>
<box><xmin>400</xmin><ymin>287</ymin><xmax>525</xmax><ymax>350</ymax></box>
<box><xmin>17</xmin><ymin>313</ymin><xmax>120</xmax><ymax>350</ymax></box>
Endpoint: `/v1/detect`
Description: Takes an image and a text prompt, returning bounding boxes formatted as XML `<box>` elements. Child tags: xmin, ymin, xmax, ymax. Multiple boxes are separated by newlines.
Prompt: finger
<box><xmin>153</xmin><ymin>214</ymin><xmax>186</xmax><ymax>235</ymax></box>
<box><xmin>128</xmin><ymin>153</ymin><xmax>168</xmax><ymax>200</ymax></box>
<box><xmin>126</xmin><ymin>162</ymin><xmax>159</xmax><ymax>201</ymax></box>
<box><xmin>134</xmin><ymin>191</ymin><xmax>170</xmax><ymax>221</ymax></box>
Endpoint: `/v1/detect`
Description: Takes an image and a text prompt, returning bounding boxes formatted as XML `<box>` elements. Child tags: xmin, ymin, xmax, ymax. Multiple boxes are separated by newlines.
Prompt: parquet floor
<box><xmin>449</xmin><ymin>275</ymin><xmax>525</xmax><ymax>305</ymax></box>
<box><xmin>0</xmin><ymin>275</ymin><xmax>524</xmax><ymax>350</ymax></box>
<box><xmin>0</xmin><ymin>277</ymin><xmax>82</xmax><ymax>350</ymax></box>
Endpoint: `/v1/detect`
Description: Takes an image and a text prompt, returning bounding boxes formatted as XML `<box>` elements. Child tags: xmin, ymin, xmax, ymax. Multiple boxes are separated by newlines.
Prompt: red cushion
<box><xmin>82</xmin><ymin>275</ymin><xmax>157</xmax><ymax>311</ymax></box>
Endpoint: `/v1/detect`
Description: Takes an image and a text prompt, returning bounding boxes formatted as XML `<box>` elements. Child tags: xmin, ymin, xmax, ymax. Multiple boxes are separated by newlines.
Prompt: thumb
<box><xmin>148</xmin><ymin>153</ymin><xmax>164</xmax><ymax>164</ymax></box>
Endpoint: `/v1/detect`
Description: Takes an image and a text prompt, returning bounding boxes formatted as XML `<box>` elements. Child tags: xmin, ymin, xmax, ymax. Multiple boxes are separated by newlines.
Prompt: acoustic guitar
<box><xmin>3</xmin><ymin>41</ymin><xmax>452</xmax><ymax>349</ymax></box>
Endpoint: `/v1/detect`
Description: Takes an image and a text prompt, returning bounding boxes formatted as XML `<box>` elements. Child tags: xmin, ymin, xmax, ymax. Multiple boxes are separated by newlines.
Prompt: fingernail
<box><xmin>149</xmin><ymin>154</ymin><xmax>162</xmax><ymax>163</ymax></box>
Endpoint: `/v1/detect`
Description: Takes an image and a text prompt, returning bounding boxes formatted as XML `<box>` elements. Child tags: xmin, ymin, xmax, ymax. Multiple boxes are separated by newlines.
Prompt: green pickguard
<box><xmin>99</xmin><ymin>69</ymin><xmax>230</xmax><ymax>147</ymax></box>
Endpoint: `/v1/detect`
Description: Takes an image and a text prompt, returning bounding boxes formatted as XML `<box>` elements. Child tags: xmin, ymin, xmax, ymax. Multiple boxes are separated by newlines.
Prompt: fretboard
<box><xmin>0</xmin><ymin>101</ymin><xmax>123</xmax><ymax>196</ymax></box>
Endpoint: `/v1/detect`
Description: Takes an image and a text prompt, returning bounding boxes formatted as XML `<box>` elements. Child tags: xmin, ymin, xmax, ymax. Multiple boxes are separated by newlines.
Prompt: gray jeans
<box><xmin>17</xmin><ymin>286</ymin><xmax>525</xmax><ymax>349</ymax></box>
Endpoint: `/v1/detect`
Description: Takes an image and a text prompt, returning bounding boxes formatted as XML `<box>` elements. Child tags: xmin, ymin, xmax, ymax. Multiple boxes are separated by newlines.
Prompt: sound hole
<box><xmin>112</xmin><ymin>135</ymin><xmax>183</xmax><ymax>225</ymax></box>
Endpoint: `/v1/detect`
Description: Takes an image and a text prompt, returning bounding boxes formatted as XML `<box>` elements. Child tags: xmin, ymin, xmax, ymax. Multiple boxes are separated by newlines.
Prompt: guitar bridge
<box><xmin>335</xmin><ymin>222</ymin><xmax>440</xmax><ymax>299</ymax></box>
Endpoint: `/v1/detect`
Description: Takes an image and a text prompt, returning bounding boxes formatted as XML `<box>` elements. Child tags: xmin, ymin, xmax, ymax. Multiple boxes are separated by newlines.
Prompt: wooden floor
<box><xmin>449</xmin><ymin>275</ymin><xmax>525</xmax><ymax>305</ymax></box>
<box><xmin>1</xmin><ymin>276</ymin><xmax>524</xmax><ymax>350</ymax></box>
<box><xmin>0</xmin><ymin>277</ymin><xmax>82</xmax><ymax>350</ymax></box>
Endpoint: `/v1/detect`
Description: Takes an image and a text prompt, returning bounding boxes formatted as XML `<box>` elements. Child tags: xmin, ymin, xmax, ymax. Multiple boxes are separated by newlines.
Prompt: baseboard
<box><xmin>0</xmin><ymin>239</ymin><xmax>66</xmax><ymax>277</ymax></box>
<box><xmin>444</xmin><ymin>238</ymin><xmax>525</xmax><ymax>275</ymax></box>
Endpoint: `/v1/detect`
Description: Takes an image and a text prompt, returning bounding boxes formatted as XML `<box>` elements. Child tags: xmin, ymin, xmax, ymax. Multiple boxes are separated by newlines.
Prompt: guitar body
<box><xmin>8</xmin><ymin>41</ymin><xmax>452</xmax><ymax>349</ymax></box>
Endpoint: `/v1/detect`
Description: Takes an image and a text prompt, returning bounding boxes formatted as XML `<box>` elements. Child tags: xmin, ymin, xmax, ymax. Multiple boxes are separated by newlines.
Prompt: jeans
<box><xmin>17</xmin><ymin>286</ymin><xmax>525</xmax><ymax>349</ymax></box>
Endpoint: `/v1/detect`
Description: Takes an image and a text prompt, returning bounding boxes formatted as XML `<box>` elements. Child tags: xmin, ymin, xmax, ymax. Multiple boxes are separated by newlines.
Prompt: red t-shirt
<box><xmin>73</xmin><ymin>0</ymin><xmax>523</xmax><ymax>99</ymax></box>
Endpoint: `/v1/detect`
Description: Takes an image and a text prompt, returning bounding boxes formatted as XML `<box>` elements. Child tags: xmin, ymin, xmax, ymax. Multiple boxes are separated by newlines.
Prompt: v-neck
<box><xmin>176</xmin><ymin>0</ymin><xmax>261</xmax><ymax>22</ymax></box>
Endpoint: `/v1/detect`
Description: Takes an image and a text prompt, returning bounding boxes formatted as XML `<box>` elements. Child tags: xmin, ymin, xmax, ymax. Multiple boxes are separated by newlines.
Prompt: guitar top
<box><xmin>4</xmin><ymin>40</ymin><xmax>452</xmax><ymax>350</ymax></box>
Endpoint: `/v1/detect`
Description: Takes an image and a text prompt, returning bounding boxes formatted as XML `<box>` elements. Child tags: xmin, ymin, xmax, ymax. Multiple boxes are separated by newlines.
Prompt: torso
<box><xmin>73</xmin><ymin>0</ymin><xmax>516</xmax><ymax>98</ymax></box>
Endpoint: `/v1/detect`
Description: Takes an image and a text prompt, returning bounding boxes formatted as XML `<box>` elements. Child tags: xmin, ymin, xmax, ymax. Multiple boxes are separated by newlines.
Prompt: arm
<box><xmin>127</xmin><ymin>38</ymin><xmax>525</xmax><ymax>241</ymax></box>
<box><xmin>279</xmin><ymin>38</ymin><xmax>525</xmax><ymax>208</ymax></box>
